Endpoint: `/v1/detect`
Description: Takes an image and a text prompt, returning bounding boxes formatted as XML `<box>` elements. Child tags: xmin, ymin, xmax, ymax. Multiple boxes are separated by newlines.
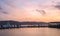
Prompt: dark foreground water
<box><xmin>0</xmin><ymin>27</ymin><xmax>60</xmax><ymax>36</ymax></box>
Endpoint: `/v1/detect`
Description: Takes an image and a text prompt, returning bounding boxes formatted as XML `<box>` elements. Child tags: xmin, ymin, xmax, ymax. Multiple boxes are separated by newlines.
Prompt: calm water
<box><xmin>0</xmin><ymin>27</ymin><xmax>60</xmax><ymax>36</ymax></box>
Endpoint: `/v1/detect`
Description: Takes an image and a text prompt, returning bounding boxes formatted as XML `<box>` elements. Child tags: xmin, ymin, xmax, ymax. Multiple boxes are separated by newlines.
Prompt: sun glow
<box><xmin>24</xmin><ymin>7</ymin><xmax>43</xmax><ymax>17</ymax></box>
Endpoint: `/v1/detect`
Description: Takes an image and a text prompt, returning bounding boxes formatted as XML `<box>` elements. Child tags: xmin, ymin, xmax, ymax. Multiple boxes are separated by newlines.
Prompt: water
<box><xmin>0</xmin><ymin>27</ymin><xmax>60</xmax><ymax>36</ymax></box>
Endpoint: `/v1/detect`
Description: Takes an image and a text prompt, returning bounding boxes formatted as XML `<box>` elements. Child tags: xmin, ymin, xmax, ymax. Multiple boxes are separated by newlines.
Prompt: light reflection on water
<box><xmin>0</xmin><ymin>27</ymin><xmax>60</xmax><ymax>36</ymax></box>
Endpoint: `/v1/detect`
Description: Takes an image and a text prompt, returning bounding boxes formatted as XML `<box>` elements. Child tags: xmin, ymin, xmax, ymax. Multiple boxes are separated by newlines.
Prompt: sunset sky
<box><xmin>0</xmin><ymin>0</ymin><xmax>60</xmax><ymax>22</ymax></box>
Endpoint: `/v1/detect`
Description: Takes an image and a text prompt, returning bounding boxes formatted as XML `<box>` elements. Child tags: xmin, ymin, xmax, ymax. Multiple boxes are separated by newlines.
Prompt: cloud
<box><xmin>53</xmin><ymin>2</ymin><xmax>60</xmax><ymax>9</ymax></box>
<box><xmin>0</xmin><ymin>7</ymin><xmax>2</xmax><ymax>10</ymax></box>
<box><xmin>0</xmin><ymin>0</ymin><xmax>60</xmax><ymax>22</ymax></box>
<box><xmin>0</xmin><ymin>7</ymin><xmax>9</xmax><ymax>14</ymax></box>
<box><xmin>0</xmin><ymin>11</ymin><xmax>9</xmax><ymax>14</ymax></box>
<box><xmin>36</xmin><ymin>9</ymin><xmax>46</xmax><ymax>15</ymax></box>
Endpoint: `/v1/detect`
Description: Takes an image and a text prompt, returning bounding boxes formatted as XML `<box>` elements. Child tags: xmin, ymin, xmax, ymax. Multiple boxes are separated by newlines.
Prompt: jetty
<box><xmin>0</xmin><ymin>20</ymin><xmax>60</xmax><ymax>29</ymax></box>
<box><xmin>0</xmin><ymin>20</ymin><xmax>48</xmax><ymax>29</ymax></box>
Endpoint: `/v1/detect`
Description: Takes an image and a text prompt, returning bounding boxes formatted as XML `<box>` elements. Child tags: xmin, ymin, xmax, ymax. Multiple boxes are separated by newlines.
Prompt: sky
<box><xmin>0</xmin><ymin>0</ymin><xmax>60</xmax><ymax>22</ymax></box>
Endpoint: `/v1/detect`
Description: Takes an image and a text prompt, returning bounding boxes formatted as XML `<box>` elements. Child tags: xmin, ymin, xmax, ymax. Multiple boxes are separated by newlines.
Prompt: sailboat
<box><xmin>6</xmin><ymin>21</ymin><xmax>11</xmax><ymax>28</ymax></box>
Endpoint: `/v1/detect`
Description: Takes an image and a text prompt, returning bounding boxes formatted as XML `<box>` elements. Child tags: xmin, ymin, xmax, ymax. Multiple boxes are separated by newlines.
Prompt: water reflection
<box><xmin>0</xmin><ymin>27</ymin><xmax>60</xmax><ymax>36</ymax></box>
